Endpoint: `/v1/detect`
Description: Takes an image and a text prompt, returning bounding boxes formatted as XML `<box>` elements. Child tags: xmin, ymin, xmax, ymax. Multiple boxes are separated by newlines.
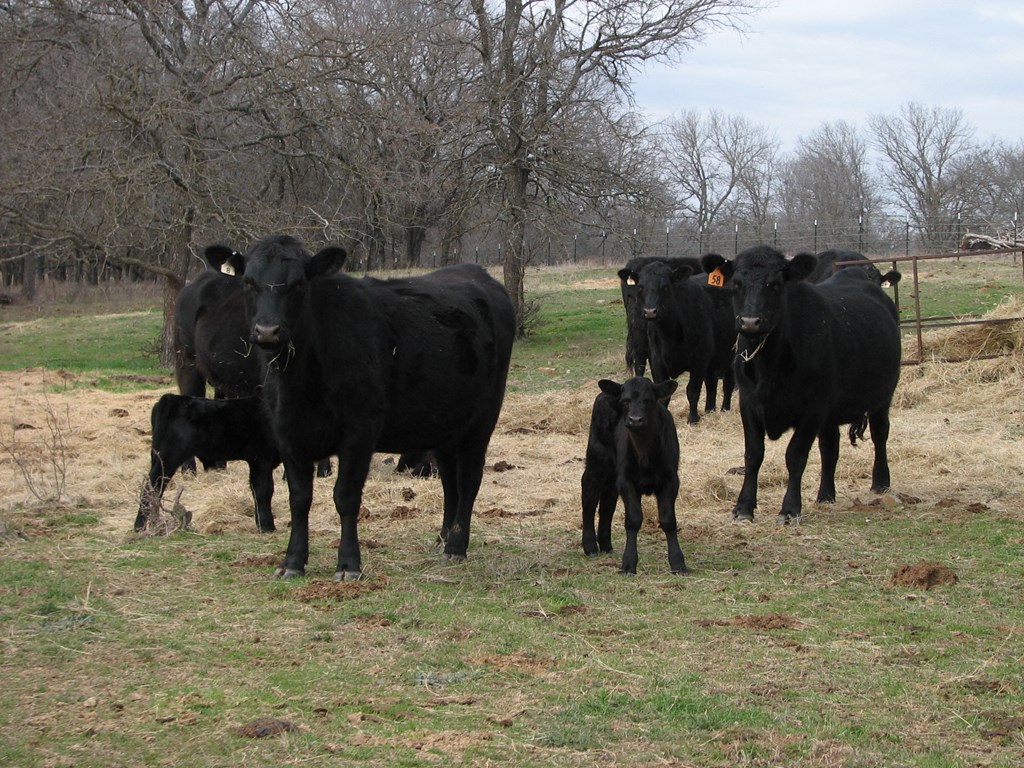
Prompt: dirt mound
<box><xmin>890</xmin><ymin>561</ymin><xmax>959</xmax><ymax>590</ymax></box>
<box><xmin>695</xmin><ymin>612</ymin><xmax>801</xmax><ymax>630</ymax></box>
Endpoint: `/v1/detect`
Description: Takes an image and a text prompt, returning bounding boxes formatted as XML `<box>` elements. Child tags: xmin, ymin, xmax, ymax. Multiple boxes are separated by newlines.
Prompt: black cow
<box><xmin>580</xmin><ymin>377</ymin><xmax>686</xmax><ymax>574</ymax></box>
<box><xmin>176</xmin><ymin>246</ymin><xmax>333</xmax><ymax>478</ymax></box>
<box><xmin>618</xmin><ymin>258</ymin><xmax>732</xmax><ymax>423</ymax></box>
<box><xmin>720</xmin><ymin>245</ymin><xmax>901</xmax><ymax>524</ymax></box>
<box><xmin>619</xmin><ymin>256</ymin><xmax>702</xmax><ymax>376</ymax></box>
<box><xmin>135</xmin><ymin>394</ymin><xmax>279</xmax><ymax>533</ymax></box>
<box><xmin>237</xmin><ymin>235</ymin><xmax>516</xmax><ymax>580</ymax></box>
<box><xmin>807</xmin><ymin>249</ymin><xmax>901</xmax><ymax>288</ymax></box>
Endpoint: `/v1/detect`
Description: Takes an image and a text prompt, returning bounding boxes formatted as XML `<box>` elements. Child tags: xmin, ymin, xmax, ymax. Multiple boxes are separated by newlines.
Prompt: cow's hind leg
<box><xmin>581</xmin><ymin>466</ymin><xmax>602</xmax><ymax>555</ymax></box>
<box><xmin>703</xmin><ymin>374</ymin><xmax>719</xmax><ymax>413</ymax></box>
<box><xmin>595</xmin><ymin>481</ymin><xmax>617</xmax><ymax>554</ymax></box>
<box><xmin>248</xmin><ymin>459</ymin><xmax>276</xmax><ymax>533</ymax></box>
<box><xmin>441</xmin><ymin>443</ymin><xmax>488</xmax><ymax>563</ymax></box>
<box><xmin>868</xmin><ymin>408</ymin><xmax>892</xmax><ymax>493</ymax></box>
<box><xmin>816</xmin><ymin>425</ymin><xmax>840</xmax><ymax>503</ymax></box>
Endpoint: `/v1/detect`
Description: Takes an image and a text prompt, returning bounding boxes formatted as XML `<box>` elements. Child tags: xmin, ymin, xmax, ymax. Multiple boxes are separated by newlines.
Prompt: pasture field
<box><xmin>1</xmin><ymin>259</ymin><xmax>1023</xmax><ymax>767</ymax></box>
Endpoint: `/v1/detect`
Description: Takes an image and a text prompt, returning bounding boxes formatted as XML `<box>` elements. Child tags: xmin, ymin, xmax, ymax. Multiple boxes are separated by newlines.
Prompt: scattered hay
<box><xmin>890</xmin><ymin>561</ymin><xmax>959</xmax><ymax>590</ymax></box>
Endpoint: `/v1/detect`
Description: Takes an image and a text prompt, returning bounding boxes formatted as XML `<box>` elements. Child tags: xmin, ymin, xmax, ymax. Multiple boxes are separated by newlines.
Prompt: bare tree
<box><xmin>661</xmin><ymin>109</ymin><xmax>778</xmax><ymax>247</ymax></box>
<box><xmin>869</xmin><ymin>102</ymin><xmax>978</xmax><ymax>250</ymax></box>
<box><xmin>777</xmin><ymin>120</ymin><xmax>880</xmax><ymax>245</ymax></box>
<box><xmin>454</xmin><ymin>0</ymin><xmax>763</xmax><ymax>333</ymax></box>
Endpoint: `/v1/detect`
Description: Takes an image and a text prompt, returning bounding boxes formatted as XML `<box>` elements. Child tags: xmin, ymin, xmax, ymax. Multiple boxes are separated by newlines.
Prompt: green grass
<box><xmin>2</xmin><ymin>504</ymin><xmax>1023</xmax><ymax>767</ymax></box>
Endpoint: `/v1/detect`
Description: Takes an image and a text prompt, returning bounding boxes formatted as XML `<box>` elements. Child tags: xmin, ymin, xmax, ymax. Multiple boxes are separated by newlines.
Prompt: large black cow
<box><xmin>580</xmin><ymin>377</ymin><xmax>686</xmax><ymax>574</ymax></box>
<box><xmin>618</xmin><ymin>258</ymin><xmax>733</xmax><ymax>423</ymax></box>
<box><xmin>135</xmin><ymin>394</ymin><xmax>279</xmax><ymax>533</ymax></box>
<box><xmin>237</xmin><ymin>235</ymin><xmax>516</xmax><ymax>580</ymax></box>
<box><xmin>719</xmin><ymin>245</ymin><xmax>901</xmax><ymax>524</ymax></box>
<box><xmin>176</xmin><ymin>246</ymin><xmax>332</xmax><ymax>478</ymax></box>
<box><xmin>619</xmin><ymin>256</ymin><xmax>702</xmax><ymax>377</ymax></box>
<box><xmin>807</xmin><ymin>249</ymin><xmax>901</xmax><ymax>288</ymax></box>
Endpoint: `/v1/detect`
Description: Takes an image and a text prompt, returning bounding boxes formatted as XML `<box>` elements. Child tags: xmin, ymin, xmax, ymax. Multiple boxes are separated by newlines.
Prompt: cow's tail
<box><xmin>848</xmin><ymin>414</ymin><xmax>869</xmax><ymax>446</ymax></box>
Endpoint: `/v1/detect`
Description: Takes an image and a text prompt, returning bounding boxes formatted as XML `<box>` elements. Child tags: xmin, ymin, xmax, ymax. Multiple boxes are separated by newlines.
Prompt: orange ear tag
<box><xmin>707</xmin><ymin>268</ymin><xmax>725</xmax><ymax>288</ymax></box>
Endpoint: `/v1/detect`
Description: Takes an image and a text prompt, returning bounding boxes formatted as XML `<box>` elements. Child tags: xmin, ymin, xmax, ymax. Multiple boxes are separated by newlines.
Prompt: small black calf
<box><xmin>134</xmin><ymin>394</ymin><xmax>280</xmax><ymax>533</ymax></box>
<box><xmin>581</xmin><ymin>377</ymin><xmax>687</xmax><ymax>574</ymax></box>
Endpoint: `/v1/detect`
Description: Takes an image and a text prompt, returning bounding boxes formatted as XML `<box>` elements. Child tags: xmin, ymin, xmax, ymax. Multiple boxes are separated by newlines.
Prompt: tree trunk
<box><xmin>503</xmin><ymin>164</ymin><xmax>530</xmax><ymax>337</ymax></box>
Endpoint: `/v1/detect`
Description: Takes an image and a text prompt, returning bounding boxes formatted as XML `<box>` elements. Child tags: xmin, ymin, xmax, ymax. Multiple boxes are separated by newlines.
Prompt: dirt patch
<box><xmin>234</xmin><ymin>717</ymin><xmax>299</xmax><ymax>738</ymax></box>
<box><xmin>288</xmin><ymin>578</ymin><xmax>388</xmax><ymax>603</ymax></box>
<box><xmin>890</xmin><ymin>562</ymin><xmax>959</xmax><ymax>590</ymax></box>
<box><xmin>695</xmin><ymin>612</ymin><xmax>802</xmax><ymax>631</ymax></box>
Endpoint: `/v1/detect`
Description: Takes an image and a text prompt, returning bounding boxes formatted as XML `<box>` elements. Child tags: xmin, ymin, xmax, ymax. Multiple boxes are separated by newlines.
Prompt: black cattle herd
<box><xmin>136</xmin><ymin>236</ymin><xmax>902</xmax><ymax>577</ymax></box>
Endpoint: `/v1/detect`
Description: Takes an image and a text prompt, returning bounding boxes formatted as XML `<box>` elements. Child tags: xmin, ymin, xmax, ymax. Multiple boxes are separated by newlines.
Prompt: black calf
<box><xmin>581</xmin><ymin>377</ymin><xmax>687</xmax><ymax>574</ymax></box>
<box><xmin>135</xmin><ymin>394</ymin><xmax>280</xmax><ymax>533</ymax></box>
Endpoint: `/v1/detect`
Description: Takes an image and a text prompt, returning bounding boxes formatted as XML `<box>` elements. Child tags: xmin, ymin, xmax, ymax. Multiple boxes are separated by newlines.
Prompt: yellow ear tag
<box><xmin>707</xmin><ymin>268</ymin><xmax>725</xmax><ymax>288</ymax></box>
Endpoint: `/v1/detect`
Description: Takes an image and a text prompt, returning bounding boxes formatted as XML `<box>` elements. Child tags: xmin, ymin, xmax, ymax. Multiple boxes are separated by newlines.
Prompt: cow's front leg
<box><xmin>780</xmin><ymin>424</ymin><xmax>817</xmax><ymax>523</ymax></box>
<box><xmin>619</xmin><ymin>487</ymin><xmax>643</xmax><ymax>574</ymax></box>
<box><xmin>334</xmin><ymin>450</ymin><xmax>373</xmax><ymax>581</ymax></box>
<box><xmin>732</xmin><ymin>405</ymin><xmax>764</xmax><ymax>521</ymax></box>
<box><xmin>277</xmin><ymin>459</ymin><xmax>314</xmax><ymax>579</ymax></box>
<box><xmin>656</xmin><ymin>479</ymin><xmax>686</xmax><ymax>574</ymax></box>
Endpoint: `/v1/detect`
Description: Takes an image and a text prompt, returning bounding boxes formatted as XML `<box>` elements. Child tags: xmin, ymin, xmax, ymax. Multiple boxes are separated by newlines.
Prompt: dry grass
<box><xmin>2</xmin><ymin>317</ymin><xmax>1022</xmax><ymax>560</ymax></box>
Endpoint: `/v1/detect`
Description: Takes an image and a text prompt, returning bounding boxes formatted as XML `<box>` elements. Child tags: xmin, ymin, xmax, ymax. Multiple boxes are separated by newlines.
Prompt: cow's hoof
<box><xmin>777</xmin><ymin>514</ymin><xmax>800</xmax><ymax>526</ymax></box>
<box><xmin>273</xmin><ymin>567</ymin><xmax>304</xmax><ymax>580</ymax></box>
<box><xmin>333</xmin><ymin>569</ymin><xmax>362</xmax><ymax>582</ymax></box>
<box><xmin>442</xmin><ymin>552</ymin><xmax>467</xmax><ymax>564</ymax></box>
<box><xmin>732</xmin><ymin>510</ymin><xmax>754</xmax><ymax>522</ymax></box>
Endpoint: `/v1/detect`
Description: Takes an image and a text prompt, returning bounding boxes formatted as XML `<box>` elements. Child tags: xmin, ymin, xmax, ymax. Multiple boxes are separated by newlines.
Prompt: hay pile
<box><xmin>910</xmin><ymin>296</ymin><xmax>1024</xmax><ymax>367</ymax></box>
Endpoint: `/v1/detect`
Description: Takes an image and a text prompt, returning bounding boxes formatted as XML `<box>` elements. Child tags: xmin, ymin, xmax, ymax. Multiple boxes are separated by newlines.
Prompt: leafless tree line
<box><xmin>1</xmin><ymin>2</ymin><xmax>1021</xmax><ymax>352</ymax></box>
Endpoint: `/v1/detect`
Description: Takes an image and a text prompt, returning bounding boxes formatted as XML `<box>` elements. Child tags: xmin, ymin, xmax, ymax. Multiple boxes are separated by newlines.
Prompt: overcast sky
<box><xmin>632</xmin><ymin>0</ymin><xmax>1024</xmax><ymax>151</ymax></box>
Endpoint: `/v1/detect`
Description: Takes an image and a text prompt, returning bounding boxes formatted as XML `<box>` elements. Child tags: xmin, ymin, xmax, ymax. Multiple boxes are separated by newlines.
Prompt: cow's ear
<box><xmin>204</xmin><ymin>244</ymin><xmax>237</xmax><ymax>272</ymax></box>
<box><xmin>701</xmin><ymin>253</ymin><xmax>725</xmax><ymax>273</ymax></box>
<box><xmin>880</xmin><ymin>270</ymin><xmax>901</xmax><ymax>287</ymax></box>
<box><xmin>669</xmin><ymin>263</ymin><xmax>694</xmax><ymax>282</ymax></box>
<box><xmin>786</xmin><ymin>252</ymin><xmax>817</xmax><ymax>282</ymax></box>
<box><xmin>307</xmin><ymin>246</ymin><xmax>348</xmax><ymax>278</ymax></box>
<box><xmin>226</xmin><ymin>251</ymin><xmax>246</xmax><ymax>277</ymax></box>
<box><xmin>598</xmin><ymin>379</ymin><xmax>622</xmax><ymax>399</ymax></box>
<box><xmin>654</xmin><ymin>380</ymin><xmax>678</xmax><ymax>404</ymax></box>
<box><xmin>617</xmin><ymin>268</ymin><xmax>639</xmax><ymax>285</ymax></box>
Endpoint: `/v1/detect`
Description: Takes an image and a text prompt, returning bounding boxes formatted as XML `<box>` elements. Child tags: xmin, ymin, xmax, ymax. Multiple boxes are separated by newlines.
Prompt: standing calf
<box><xmin>134</xmin><ymin>394</ymin><xmax>280</xmax><ymax>533</ymax></box>
<box><xmin>581</xmin><ymin>377</ymin><xmax>687</xmax><ymax>574</ymax></box>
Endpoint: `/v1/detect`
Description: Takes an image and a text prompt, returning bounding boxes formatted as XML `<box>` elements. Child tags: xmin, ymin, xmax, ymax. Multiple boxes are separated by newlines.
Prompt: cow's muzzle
<box><xmin>736</xmin><ymin>316</ymin><xmax>766</xmax><ymax>337</ymax></box>
<box><xmin>252</xmin><ymin>324</ymin><xmax>282</xmax><ymax>347</ymax></box>
<box><xmin>624</xmin><ymin>414</ymin><xmax>646</xmax><ymax>430</ymax></box>
<box><xmin>643</xmin><ymin>308</ymin><xmax>658</xmax><ymax>321</ymax></box>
